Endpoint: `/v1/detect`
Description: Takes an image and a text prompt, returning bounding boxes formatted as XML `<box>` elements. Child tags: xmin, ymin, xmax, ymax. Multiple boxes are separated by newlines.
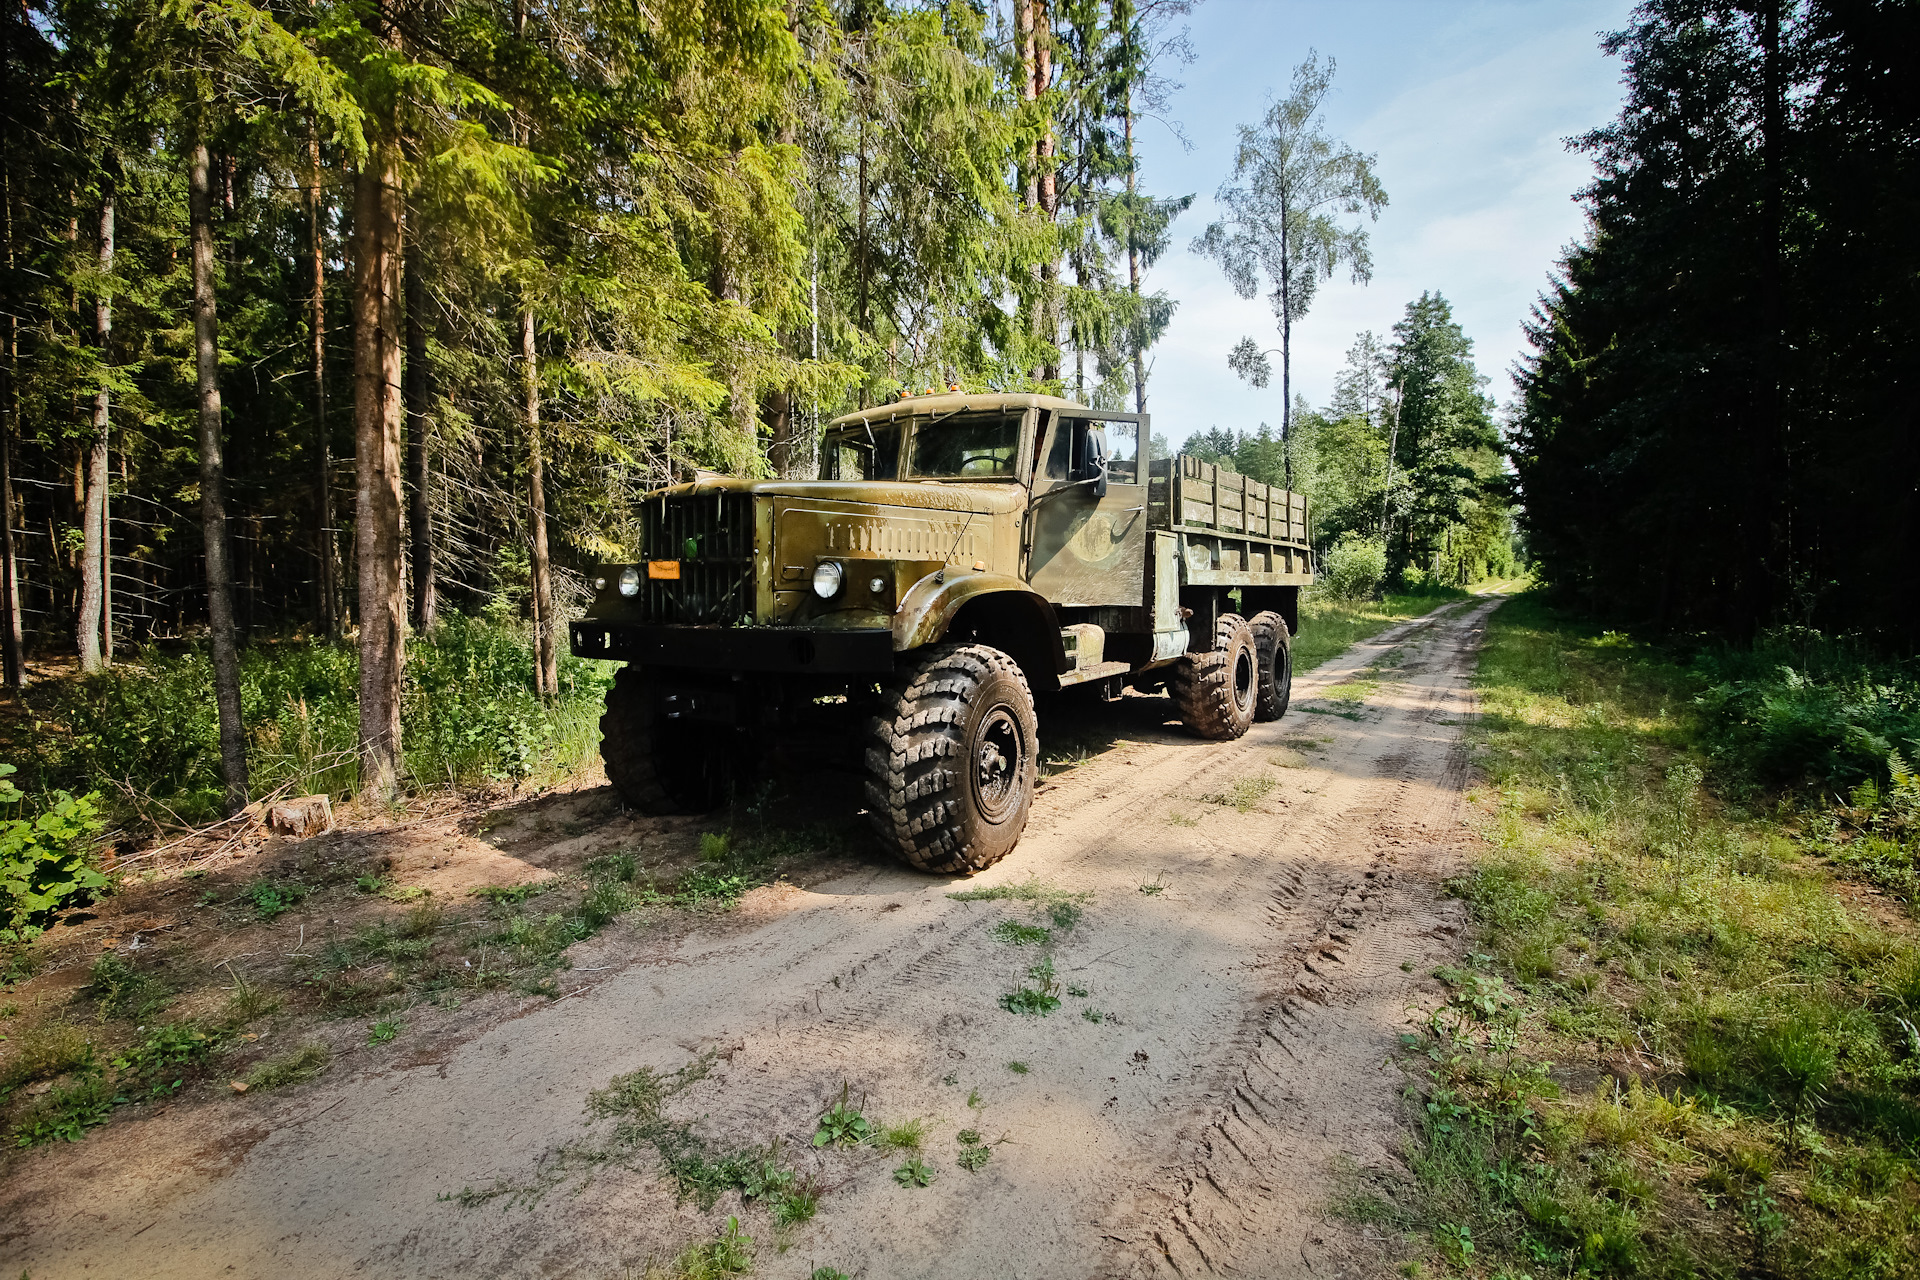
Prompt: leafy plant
<box><xmin>812</xmin><ymin>1084</ymin><xmax>873</xmax><ymax>1148</ymax></box>
<box><xmin>0</xmin><ymin>769</ymin><xmax>108</xmax><ymax>942</ymax></box>
<box><xmin>368</xmin><ymin>1018</ymin><xmax>402</xmax><ymax>1045</ymax></box>
<box><xmin>242</xmin><ymin>878</ymin><xmax>310</xmax><ymax>921</ymax></box>
<box><xmin>999</xmin><ymin>958</ymin><xmax>1061</xmax><ymax>1016</ymax></box>
<box><xmin>11</xmin><ymin>1073</ymin><xmax>116</xmax><ymax>1147</ymax></box>
<box><xmin>893</xmin><ymin>1156</ymin><xmax>935</xmax><ymax>1187</ymax></box>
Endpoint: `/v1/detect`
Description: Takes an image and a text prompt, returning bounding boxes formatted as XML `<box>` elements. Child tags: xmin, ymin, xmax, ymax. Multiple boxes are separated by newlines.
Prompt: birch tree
<box><xmin>1193</xmin><ymin>51</ymin><xmax>1385</xmax><ymax>487</ymax></box>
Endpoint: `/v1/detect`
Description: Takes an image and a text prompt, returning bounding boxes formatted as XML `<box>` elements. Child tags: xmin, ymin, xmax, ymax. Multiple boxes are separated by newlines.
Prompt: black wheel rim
<box><xmin>1232</xmin><ymin>647</ymin><xmax>1256</xmax><ymax>711</ymax></box>
<box><xmin>972</xmin><ymin>703</ymin><xmax>1025</xmax><ymax>823</ymax></box>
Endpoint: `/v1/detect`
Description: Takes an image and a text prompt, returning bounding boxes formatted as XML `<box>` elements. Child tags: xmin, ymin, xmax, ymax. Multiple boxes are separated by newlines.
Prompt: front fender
<box><xmin>893</xmin><ymin>571</ymin><xmax>1066</xmax><ymax>674</ymax></box>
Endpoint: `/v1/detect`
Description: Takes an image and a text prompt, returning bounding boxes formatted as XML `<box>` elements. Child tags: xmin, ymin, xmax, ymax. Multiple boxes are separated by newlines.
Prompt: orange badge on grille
<box><xmin>647</xmin><ymin>560</ymin><xmax>681</xmax><ymax>580</ymax></box>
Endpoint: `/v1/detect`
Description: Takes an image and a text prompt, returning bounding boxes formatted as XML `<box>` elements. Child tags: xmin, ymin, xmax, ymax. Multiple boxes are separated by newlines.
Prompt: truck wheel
<box><xmin>1171</xmin><ymin>613</ymin><xmax>1258</xmax><ymax>741</ymax></box>
<box><xmin>599</xmin><ymin>666</ymin><xmax>733</xmax><ymax>814</ymax></box>
<box><xmin>1249</xmin><ymin>611</ymin><xmax>1293</xmax><ymax>722</ymax></box>
<box><xmin>866</xmin><ymin>644</ymin><xmax>1038</xmax><ymax>874</ymax></box>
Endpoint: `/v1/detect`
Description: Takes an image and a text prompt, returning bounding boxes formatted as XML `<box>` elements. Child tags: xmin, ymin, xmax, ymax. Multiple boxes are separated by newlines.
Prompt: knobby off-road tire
<box><xmin>1171</xmin><ymin>612</ymin><xmax>1259</xmax><ymax>741</ymax></box>
<box><xmin>599</xmin><ymin>665</ymin><xmax>734</xmax><ymax>814</ymax></box>
<box><xmin>1249</xmin><ymin>610</ymin><xmax>1294</xmax><ymax>722</ymax></box>
<box><xmin>865</xmin><ymin>644</ymin><xmax>1039</xmax><ymax>874</ymax></box>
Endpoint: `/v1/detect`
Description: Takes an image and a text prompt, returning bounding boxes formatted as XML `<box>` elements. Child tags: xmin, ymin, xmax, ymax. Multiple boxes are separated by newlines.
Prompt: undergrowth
<box><xmin>1383</xmin><ymin>591</ymin><xmax>1920</xmax><ymax>1278</ymax></box>
<box><xmin>10</xmin><ymin>615</ymin><xmax>615</xmax><ymax>828</ymax></box>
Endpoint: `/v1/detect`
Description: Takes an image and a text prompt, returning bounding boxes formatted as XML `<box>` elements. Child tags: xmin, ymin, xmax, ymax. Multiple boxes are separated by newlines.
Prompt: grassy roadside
<box><xmin>1372</xmin><ymin>592</ymin><xmax>1920</xmax><ymax>1278</ymax></box>
<box><xmin>1292</xmin><ymin>587</ymin><xmax>1474</xmax><ymax>673</ymax></box>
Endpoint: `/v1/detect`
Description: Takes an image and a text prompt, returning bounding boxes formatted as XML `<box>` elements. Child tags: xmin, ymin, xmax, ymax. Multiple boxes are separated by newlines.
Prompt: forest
<box><xmin>1512</xmin><ymin>0</ymin><xmax>1918</xmax><ymax>643</ymax></box>
<box><xmin>0</xmin><ymin>0</ymin><xmax>1233</xmax><ymax>814</ymax></box>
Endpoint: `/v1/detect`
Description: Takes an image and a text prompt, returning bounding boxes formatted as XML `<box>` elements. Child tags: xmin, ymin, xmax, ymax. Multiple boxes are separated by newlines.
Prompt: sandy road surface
<box><xmin>3</xmin><ymin>597</ymin><xmax>1499</xmax><ymax>1279</ymax></box>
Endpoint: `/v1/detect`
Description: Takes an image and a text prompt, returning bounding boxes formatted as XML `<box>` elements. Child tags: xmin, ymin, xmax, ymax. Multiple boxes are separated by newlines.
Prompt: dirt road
<box><xmin>3</xmin><ymin>597</ymin><xmax>1499</xmax><ymax>1279</ymax></box>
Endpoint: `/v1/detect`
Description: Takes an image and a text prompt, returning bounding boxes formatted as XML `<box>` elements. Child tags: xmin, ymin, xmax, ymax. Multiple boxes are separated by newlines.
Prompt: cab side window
<box><xmin>1104</xmin><ymin>421</ymin><xmax>1139</xmax><ymax>485</ymax></box>
<box><xmin>1046</xmin><ymin>418</ymin><xmax>1139</xmax><ymax>484</ymax></box>
<box><xmin>1044</xmin><ymin>419</ymin><xmax>1084</xmax><ymax>481</ymax></box>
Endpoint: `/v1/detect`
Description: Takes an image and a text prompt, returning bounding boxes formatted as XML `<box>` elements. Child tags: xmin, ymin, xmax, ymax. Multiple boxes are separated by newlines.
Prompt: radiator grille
<box><xmin>641</xmin><ymin>491</ymin><xmax>756</xmax><ymax>624</ymax></box>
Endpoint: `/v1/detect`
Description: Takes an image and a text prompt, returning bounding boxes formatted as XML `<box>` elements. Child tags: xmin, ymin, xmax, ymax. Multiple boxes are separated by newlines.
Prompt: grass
<box><xmin>452</xmin><ymin>1052</ymin><xmax>818</xmax><ymax>1227</ymax></box>
<box><xmin>1381</xmin><ymin>591</ymin><xmax>1920</xmax><ymax>1279</ymax></box>
<box><xmin>242</xmin><ymin>1043</ymin><xmax>330</xmax><ymax>1091</ymax></box>
<box><xmin>1199</xmin><ymin>772</ymin><xmax>1276</xmax><ymax>812</ymax></box>
<box><xmin>1291</xmin><ymin>587</ymin><xmax>1472</xmax><ymax>674</ymax></box>
<box><xmin>991</xmin><ymin>920</ymin><xmax>1052</xmax><ymax>946</ymax></box>
<box><xmin>876</xmin><ymin>1117</ymin><xmax>928</xmax><ymax>1151</ymax></box>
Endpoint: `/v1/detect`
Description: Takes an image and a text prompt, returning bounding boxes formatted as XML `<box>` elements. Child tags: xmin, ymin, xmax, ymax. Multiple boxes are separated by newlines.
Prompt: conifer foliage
<box><xmin>1512</xmin><ymin>0</ymin><xmax>1920</xmax><ymax>640</ymax></box>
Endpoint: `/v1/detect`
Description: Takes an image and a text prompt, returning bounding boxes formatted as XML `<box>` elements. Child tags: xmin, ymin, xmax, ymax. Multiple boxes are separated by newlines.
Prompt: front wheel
<box><xmin>599</xmin><ymin>666</ymin><xmax>737</xmax><ymax>813</ymax></box>
<box><xmin>865</xmin><ymin>644</ymin><xmax>1038</xmax><ymax>874</ymax></box>
<box><xmin>1249</xmin><ymin>611</ymin><xmax>1293</xmax><ymax>722</ymax></box>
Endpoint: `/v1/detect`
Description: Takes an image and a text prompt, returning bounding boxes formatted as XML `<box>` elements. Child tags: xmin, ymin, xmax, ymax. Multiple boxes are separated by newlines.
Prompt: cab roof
<box><xmin>825</xmin><ymin>391</ymin><xmax>1091</xmax><ymax>432</ymax></box>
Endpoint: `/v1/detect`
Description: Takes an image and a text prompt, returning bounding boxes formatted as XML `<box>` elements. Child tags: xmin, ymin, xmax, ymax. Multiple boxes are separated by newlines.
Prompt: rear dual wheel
<box><xmin>1172</xmin><ymin>613</ymin><xmax>1260</xmax><ymax>740</ymax></box>
<box><xmin>1249</xmin><ymin>610</ymin><xmax>1294</xmax><ymax>722</ymax></box>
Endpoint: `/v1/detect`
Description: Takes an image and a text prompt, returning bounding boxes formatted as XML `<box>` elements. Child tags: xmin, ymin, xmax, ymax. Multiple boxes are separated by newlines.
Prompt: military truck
<box><xmin>570</xmin><ymin>392</ymin><xmax>1313</xmax><ymax>874</ymax></box>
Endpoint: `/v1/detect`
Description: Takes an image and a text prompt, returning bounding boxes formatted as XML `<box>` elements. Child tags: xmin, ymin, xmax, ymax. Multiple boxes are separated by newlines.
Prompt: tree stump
<box><xmin>268</xmin><ymin>795</ymin><xmax>334</xmax><ymax>838</ymax></box>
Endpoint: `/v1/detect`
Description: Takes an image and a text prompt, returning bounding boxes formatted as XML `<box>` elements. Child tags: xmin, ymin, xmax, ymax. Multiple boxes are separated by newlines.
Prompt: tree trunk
<box><xmin>522</xmin><ymin>307</ymin><xmax>557</xmax><ymax>697</ymax></box>
<box><xmin>353</xmin><ymin>142</ymin><xmax>406</xmax><ymax>799</ymax></box>
<box><xmin>856</xmin><ymin>117</ymin><xmax>870</xmax><ymax>340</ymax></box>
<box><xmin>309</xmin><ymin>127</ymin><xmax>338</xmax><ymax>639</ymax></box>
<box><xmin>763</xmin><ymin>385</ymin><xmax>801</xmax><ymax>478</ymax></box>
<box><xmin>1125</xmin><ymin>100</ymin><xmax>1146</xmax><ymax>414</ymax></box>
<box><xmin>1278</xmin><ymin>217</ymin><xmax>1294</xmax><ymax>491</ymax></box>
<box><xmin>190</xmin><ymin>140</ymin><xmax>249</xmax><ymax>814</ymax></box>
<box><xmin>404</xmin><ymin>233</ymin><xmax>435</xmax><ymax>630</ymax></box>
<box><xmin>77</xmin><ymin>183</ymin><xmax>111</xmax><ymax>673</ymax></box>
<box><xmin>2</xmin><ymin>159</ymin><xmax>24</xmax><ymax>688</ymax></box>
<box><xmin>1033</xmin><ymin>0</ymin><xmax>1058</xmax><ymax>382</ymax></box>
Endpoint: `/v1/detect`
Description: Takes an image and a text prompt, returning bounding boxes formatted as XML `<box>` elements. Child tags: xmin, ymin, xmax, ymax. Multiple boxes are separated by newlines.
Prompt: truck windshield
<box><xmin>906</xmin><ymin>409</ymin><xmax>1022</xmax><ymax>479</ymax></box>
<box><xmin>823</xmin><ymin>422</ymin><xmax>901</xmax><ymax>480</ymax></box>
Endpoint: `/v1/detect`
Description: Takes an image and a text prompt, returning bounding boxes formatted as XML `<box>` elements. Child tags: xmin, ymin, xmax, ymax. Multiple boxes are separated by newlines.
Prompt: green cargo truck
<box><xmin>571</xmin><ymin>392</ymin><xmax>1313</xmax><ymax>873</ymax></box>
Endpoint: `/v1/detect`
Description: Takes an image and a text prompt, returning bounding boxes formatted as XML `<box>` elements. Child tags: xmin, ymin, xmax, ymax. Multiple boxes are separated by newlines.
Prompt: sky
<box><xmin>1132</xmin><ymin>0</ymin><xmax>1637</xmax><ymax>447</ymax></box>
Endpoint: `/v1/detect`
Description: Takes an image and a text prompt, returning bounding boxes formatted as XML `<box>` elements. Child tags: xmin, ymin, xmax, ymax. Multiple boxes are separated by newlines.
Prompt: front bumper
<box><xmin>569</xmin><ymin>622</ymin><xmax>895</xmax><ymax>674</ymax></box>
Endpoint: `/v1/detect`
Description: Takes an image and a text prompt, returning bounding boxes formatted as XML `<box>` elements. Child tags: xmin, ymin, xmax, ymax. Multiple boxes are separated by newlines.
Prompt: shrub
<box><xmin>1319</xmin><ymin>534</ymin><xmax>1387</xmax><ymax>600</ymax></box>
<box><xmin>0</xmin><ymin>766</ymin><xmax>108</xmax><ymax>942</ymax></box>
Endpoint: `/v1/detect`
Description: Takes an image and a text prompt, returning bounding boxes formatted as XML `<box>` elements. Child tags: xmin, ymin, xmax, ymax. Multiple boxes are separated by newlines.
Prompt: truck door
<box><xmin>1024</xmin><ymin>414</ymin><xmax>1148</xmax><ymax>606</ymax></box>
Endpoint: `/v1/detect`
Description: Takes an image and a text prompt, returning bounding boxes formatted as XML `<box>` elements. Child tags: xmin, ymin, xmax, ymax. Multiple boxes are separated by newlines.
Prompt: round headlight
<box><xmin>868</xmin><ymin>576</ymin><xmax>888</xmax><ymax>595</ymax></box>
<box><xmin>618</xmin><ymin>566</ymin><xmax>642</xmax><ymax>597</ymax></box>
<box><xmin>811</xmin><ymin>561</ymin><xmax>844</xmax><ymax>599</ymax></box>
<box><xmin>594</xmin><ymin>576</ymin><xmax>608</xmax><ymax>591</ymax></box>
